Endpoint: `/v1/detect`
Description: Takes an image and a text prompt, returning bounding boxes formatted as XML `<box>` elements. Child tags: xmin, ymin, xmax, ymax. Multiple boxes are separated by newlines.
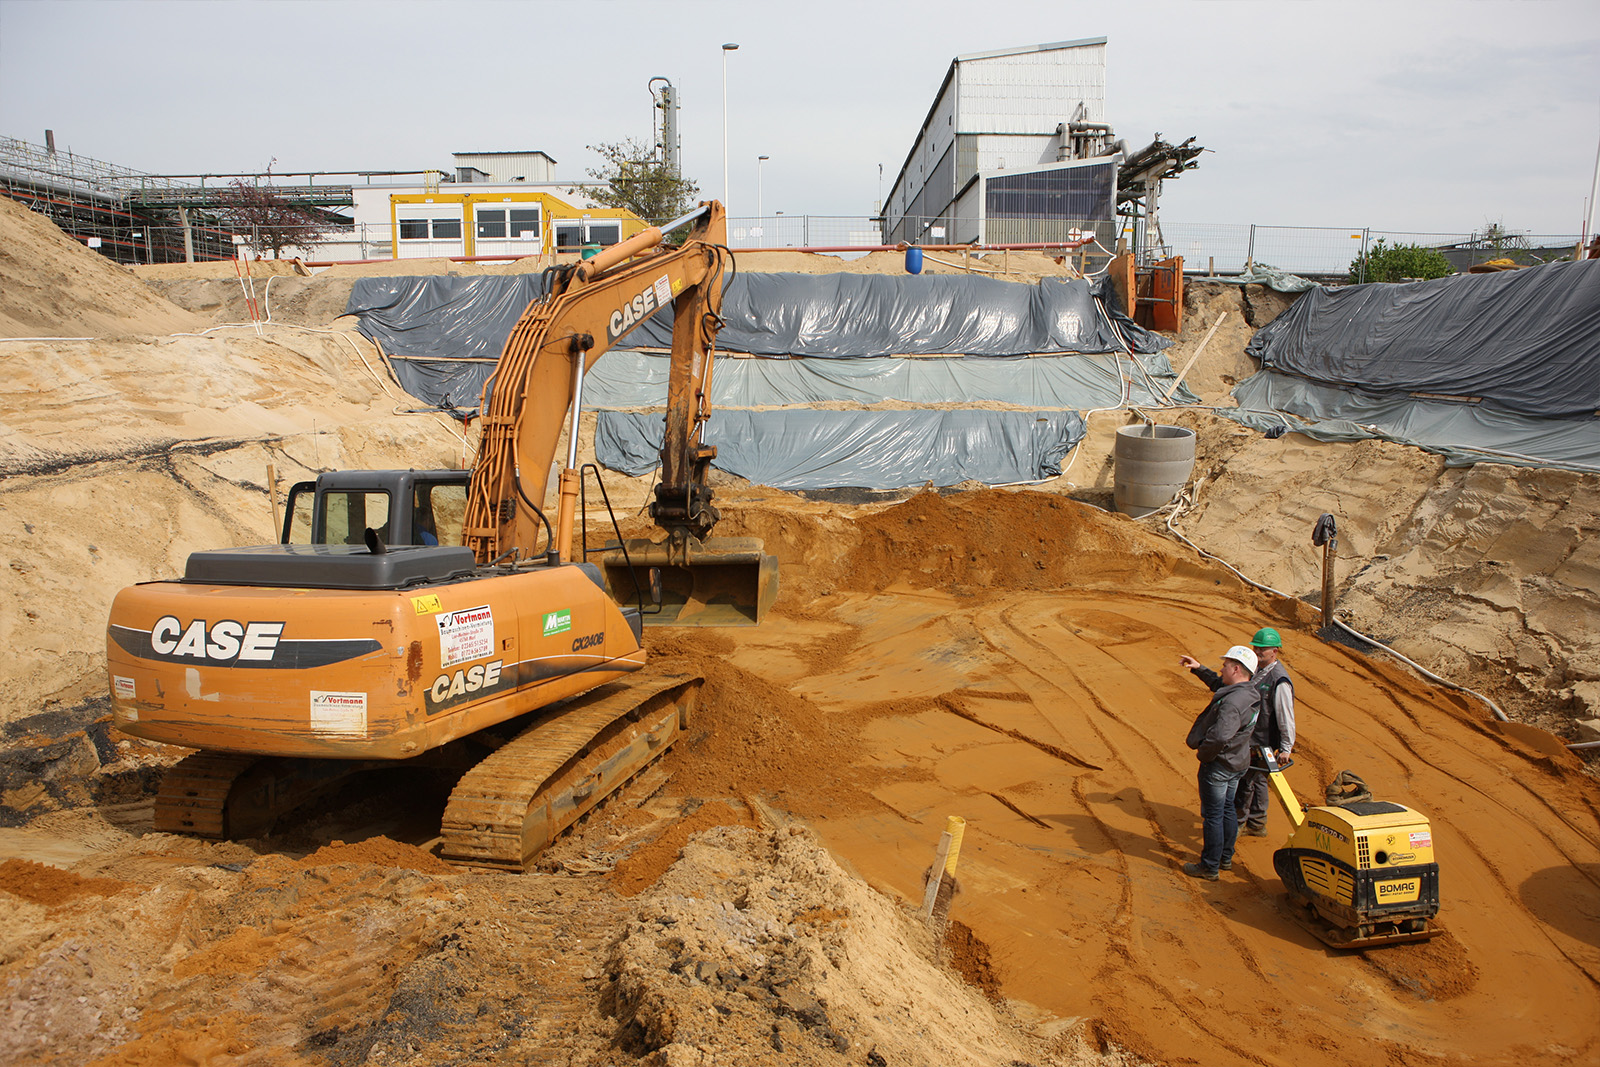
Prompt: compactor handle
<box><xmin>1259</xmin><ymin>745</ymin><xmax>1306</xmax><ymax>830</ymax></box>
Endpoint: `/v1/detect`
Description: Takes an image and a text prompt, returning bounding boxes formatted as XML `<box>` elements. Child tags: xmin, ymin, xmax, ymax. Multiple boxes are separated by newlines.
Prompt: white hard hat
<box><xmin>1224</xmin><ymin>645</ymin><xmax>1258</xmax><ymax>675</ymax></box>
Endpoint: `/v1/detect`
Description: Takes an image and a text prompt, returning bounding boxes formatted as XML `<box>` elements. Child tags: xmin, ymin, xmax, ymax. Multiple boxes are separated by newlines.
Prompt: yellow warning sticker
<box><xmin>411</xmin><ymin>594</ymin><xmax>443</xmax><ymax>615</ymax></box>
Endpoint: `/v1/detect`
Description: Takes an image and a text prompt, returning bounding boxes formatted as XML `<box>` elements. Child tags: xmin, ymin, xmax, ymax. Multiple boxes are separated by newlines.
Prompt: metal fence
<box><xmin>53</xmin><ymin>209</ymin><xmax>1587</xmax><ymax>278</ymax></box>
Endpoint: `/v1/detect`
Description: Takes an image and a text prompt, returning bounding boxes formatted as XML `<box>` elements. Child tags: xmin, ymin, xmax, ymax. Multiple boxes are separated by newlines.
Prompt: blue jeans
<box><xmin>1198</xmin><ymin>761</ymin><xmax>1244</xmax><ymax>872</ymax></box>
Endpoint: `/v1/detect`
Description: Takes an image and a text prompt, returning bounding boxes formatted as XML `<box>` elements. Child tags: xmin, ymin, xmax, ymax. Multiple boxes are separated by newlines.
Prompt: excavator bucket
<box><xmin>600</xmin><ymin>535</ymin><xmax>779</xmax><ymax>626</ymax></box>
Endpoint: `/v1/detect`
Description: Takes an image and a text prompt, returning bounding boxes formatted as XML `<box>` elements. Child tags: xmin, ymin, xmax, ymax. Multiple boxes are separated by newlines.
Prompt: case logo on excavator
<box><xmin>150</xmin><ymin>616</ymin><xmax>284</xmax><ymax>662</ymax></box>
<box><xmin>109</xmin><ymin>617</ymin><xmax>383</xmax><ymax>670</ymax></box>
<box><xmin>606</xmin><ymin>275</ymin><xmax>673</xmax><ymax>341</ymax></box>
<box><xmin>428</xmin><ymin>659</ymin><xmax>505</xmax><ymax>709</ymax></box>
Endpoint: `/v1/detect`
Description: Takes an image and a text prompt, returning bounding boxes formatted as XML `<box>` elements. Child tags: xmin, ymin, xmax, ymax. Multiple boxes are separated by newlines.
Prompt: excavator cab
<box><xmin>281</xmin><ymin>470</ymin><xmax>471</xmax><ymax>548</ymax></box>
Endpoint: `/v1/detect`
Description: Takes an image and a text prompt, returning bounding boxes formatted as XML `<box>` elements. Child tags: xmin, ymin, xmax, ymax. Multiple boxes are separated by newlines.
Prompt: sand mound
<box><xmin>609</xmin><ymin>824</ymin><xmax>1066</xmax><ymax>1066</ymax></box>
<box><xmin>0</xmin><ymin>196</ymin><xmax>203</xmax><ymax>338</ymax></box>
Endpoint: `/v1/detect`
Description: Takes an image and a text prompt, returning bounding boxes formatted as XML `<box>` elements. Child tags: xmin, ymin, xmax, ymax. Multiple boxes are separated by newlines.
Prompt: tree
<box><xmin>215</xmin><ymin>178</ymin><xmax>330</xmax><ymax>258</ymax></box>
<box><xmin>584</xmin><ymin>138</ymin><xmax>700</xmax><ymax>223</ymax></box>
<box><xmin>1348</xmin><ymin>238</ymin><xmax>1454</xmax><ymax>284</ymax></box>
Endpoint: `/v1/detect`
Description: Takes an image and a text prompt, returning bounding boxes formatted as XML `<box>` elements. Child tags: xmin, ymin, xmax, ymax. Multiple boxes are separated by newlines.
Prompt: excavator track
<box><xmin>439</xmin><ymin>672</ymin><xmax>700</xmax><ymax>872</ymax></box>
<box><xmin>154</xmin><ymin>750</ymin><xmax>392</xmax><ymax>840</ymax></box>
<box><xmin>154</xmin><ymin>752</ymin><xmax>256</xmax><ymax>837</ymax></box>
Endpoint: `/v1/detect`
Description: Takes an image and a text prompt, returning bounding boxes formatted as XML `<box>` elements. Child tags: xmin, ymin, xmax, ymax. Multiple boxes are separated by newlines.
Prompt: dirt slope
<box><xmin>0</xmin><ymin>196</ymin><xmax>203</xmax><ymax>338</ymax></box>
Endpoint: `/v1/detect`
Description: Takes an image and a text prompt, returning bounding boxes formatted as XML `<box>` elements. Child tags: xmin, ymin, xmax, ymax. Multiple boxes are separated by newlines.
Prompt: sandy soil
<box><xmin>4</xmin><ymin>201</ymin><xmax>1599</xmax><ymax>1066</ymax></box>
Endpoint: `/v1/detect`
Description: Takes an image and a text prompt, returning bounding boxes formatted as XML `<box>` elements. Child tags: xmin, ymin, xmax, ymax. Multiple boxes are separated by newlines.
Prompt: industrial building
<box><xmin>881</xmin><ymin>38</ymin><xmax>1122</xmax><ymax>250</ymax></box>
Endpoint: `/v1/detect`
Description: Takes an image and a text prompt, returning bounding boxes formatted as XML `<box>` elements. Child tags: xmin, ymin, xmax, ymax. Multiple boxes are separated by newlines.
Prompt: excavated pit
<box><xmin>2</xmin><ymin>192</ymin><xmax>1598</xmax><ymax>1067</ymax></box>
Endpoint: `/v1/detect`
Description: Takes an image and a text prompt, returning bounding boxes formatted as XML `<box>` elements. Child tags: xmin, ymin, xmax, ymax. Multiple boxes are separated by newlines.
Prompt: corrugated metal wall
<box><xmin>884</xmin><ymin>39</ymin><xmax>1108</xmax><ymax>246</ymax></box>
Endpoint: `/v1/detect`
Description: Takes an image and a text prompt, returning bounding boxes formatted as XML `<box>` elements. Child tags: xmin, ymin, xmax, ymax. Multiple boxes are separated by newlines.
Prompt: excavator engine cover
<box><xmin>601</xmin><ymin>535</ymin><xmax>779</xmax><ymax>626</ymax></box>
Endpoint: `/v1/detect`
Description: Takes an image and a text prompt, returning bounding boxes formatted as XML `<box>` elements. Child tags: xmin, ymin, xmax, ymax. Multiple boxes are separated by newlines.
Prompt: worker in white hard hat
<box><xmin>1178</xmin><ymin>645</ymin><xmax>1259</xmax><ymax>881</ymax></box>
<box><xmin>1184</xmin><ymin>628</ymin><xmax>1298</xmax><ymax>836</ymax></box>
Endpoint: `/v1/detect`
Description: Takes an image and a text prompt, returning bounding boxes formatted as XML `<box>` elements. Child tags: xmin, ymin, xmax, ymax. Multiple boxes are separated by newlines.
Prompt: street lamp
<box><xmin>757</xmin><ymin>155</ymin><xmax>769</xmax><ymax>240</ymax></box>
<box><xmin>721</xmin><ymin>43</ymin><xmax>739</xmax><ymax>213</ymax></box>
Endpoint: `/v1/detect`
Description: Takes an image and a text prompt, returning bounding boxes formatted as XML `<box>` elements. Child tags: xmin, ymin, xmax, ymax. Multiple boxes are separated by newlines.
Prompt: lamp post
<box><xmin>721</xmin><ymin>43</ymin><xmax>739</xmax><ymax>213</ymax></box>
<box><xmin>757</xmin><ymin>155</ymin><xmax>769</xmax><ymax>241</ymax></box>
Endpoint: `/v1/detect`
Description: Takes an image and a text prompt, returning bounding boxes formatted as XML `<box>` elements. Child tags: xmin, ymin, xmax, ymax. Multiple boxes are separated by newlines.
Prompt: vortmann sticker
<box><xmin>310</xmin><ymin>691</ymin><xmax>367</xmax><ymax>738</ymax></box>
<box><xmin>436</xmin><ymin>605</ymin><xmax>494</xmax><ymax>668</ymax></box>
<box><xmin>112</xmin><ymin>675</ymin><xmax>136</xmax><ymax>700</ymax></box>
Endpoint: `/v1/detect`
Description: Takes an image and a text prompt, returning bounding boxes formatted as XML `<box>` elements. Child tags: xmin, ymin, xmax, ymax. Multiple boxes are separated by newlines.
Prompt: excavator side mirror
<box><xmin>648</xmin><ymin>567</ymin><xmax>664</xmax><ymax>608</ymax></box>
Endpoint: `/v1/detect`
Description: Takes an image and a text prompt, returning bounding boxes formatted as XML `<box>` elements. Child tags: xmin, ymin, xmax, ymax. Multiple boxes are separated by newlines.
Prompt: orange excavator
<box><xmin>105</xmin><ymin>202</ymin><xmax>777</xmax><ymax>871</ymax></box>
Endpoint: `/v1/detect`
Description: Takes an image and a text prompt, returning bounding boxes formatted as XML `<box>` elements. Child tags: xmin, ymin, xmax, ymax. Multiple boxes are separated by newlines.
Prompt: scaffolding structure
<box><xmin>0</xmin><ymin>136</ymin><xmax>368</xmax><ymax>265</ymax></box>
<box><xmin>0</xmin><ymin>137</ymin><xmax>240</xmax><ymax>263</ymax></box>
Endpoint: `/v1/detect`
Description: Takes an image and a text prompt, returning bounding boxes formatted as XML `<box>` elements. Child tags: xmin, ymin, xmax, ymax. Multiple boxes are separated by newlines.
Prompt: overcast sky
<box><xmin>2</xmin><ymin>0</ymin><xmax>1597</xmax><ymax>239</ymax></box>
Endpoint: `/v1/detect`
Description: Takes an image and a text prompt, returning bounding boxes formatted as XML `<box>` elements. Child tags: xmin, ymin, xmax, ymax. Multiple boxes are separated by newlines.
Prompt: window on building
<box><xmin>553</xmin><ymin>218</ymin><xmax>621</xmax><ymax>250</ymax></box>
<box><xmin>476</xmin><ymin>208</ymin><xmax>506</xmax><ymax>239</ymax></box>
<box><xmin>509</xmin><ymin>208</ymin><xmax>540</xmax><ymax>238</ymax></box>
<box><xmin>554</xmin><ymin>220</ymin><xmax>583</xmax><ymax>250</ymax></box>
<box><xmin>398</xmin><ymin>215</ymin><xmax>463</xmax><ymax>241</ymax></box>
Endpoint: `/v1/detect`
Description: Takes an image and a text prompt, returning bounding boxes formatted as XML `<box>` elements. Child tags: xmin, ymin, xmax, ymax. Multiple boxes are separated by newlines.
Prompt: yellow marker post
<box><xmin>923</xmin><ymin>815</ymin><xmax>967</xmax><ymax>921</ymax></box>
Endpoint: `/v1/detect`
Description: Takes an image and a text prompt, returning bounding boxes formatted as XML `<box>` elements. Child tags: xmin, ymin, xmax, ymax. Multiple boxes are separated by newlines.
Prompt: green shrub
<box><xmin>1348</xmin><ymin>238</ymin><xmax>1454</xmax><ymax>283</ymax></box>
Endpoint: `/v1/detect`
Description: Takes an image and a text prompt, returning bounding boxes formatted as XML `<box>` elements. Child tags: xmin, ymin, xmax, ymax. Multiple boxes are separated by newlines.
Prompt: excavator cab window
<box><xmin>414</xmin><ymin>481</ymin><xmax>467</xmax><ymax>547</ymax></box>
<box><xmin>282</xmin><ymin>482</ymin><xmax>316</xmax><ymax>544</ymax></box>
<box><xmin>319</xmin><ymin>490</ymin><xmax>391</xmax><ymax>546</ymax></box>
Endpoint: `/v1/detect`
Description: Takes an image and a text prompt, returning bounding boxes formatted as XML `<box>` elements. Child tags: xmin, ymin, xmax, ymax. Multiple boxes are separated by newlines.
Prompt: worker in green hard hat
<box><xmin>1235</xmin><ymin>627</ymin><xmax>1296</xmax><ymax>836</ymax></box>
<box><xmin>1180</xmin><ymin>626</ymin><xmax>1297</xmax><ymax>836</ymax></box>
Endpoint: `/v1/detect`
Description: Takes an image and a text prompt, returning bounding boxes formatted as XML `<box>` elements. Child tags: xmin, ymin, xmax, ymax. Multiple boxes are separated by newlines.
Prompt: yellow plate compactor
<box><xmin>1261</xmin><ymin>748</ymin><xmax>1441</xmax><ymax>948</ymax></box>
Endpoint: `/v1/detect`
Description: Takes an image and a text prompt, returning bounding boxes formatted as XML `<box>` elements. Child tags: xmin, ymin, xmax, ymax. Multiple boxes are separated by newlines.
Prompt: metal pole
<box><xmin>1246</xmin><ymin>223</ymin><xmax>1255</xmax><ymax>271</ymax></box>
<box><xmin>757</xmin><ymin>155</ymin><xmax>768</xmax><ymax>238</ymax></box>
<box><xmin>721</xmin><ymin>43</ymin><xmax>739</xmax><ymax>211</ymax></box>
<box><xmin>1358</xmin><ymin>229</ymin><xmax>1369</xmax><ymax>283</ymax></box>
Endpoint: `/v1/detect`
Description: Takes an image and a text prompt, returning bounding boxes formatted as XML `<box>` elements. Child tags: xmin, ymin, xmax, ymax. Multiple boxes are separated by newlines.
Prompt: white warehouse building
<box><xmin>882</xmin><ymin>38</ymin><xmax>1121</xmax><ymax>249</ymax></box>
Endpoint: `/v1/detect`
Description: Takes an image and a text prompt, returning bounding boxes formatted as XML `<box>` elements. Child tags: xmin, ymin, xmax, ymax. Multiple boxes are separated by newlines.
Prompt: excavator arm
<box><xmin>464</xmin><ymin>202</ymin><xmax>730</xmax><ymax>566</ymax></box>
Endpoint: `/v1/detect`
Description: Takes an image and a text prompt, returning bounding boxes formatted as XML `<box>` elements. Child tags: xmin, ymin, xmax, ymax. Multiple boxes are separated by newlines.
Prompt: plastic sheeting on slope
<box><xmin>1225</xmin><ymin>370</ymin><xmax>1600</xmax><ymax>472</ymax></box>
<box><xmin>621</xmin><ymin>273</ymin><xmax>1169</xmax><ymax>358</ymax></box>
<box><xmin>345</xmin><ymin>275</ymin><xmax>549</xmax><ymax>412</ymax></box>
<box><xmin>595</xmin><ymin>409</ymin><xmax>1086</xmax><ymax>490</ymax></box>
<box><xmin>344</xmin><ymin>271</ymin><xmax>1170</xmax><ymax>414</ymax></box>
<box><xmin>580</xmin><ymin>350</ymin><xmax>1194</xmax><ymax>410</ymax></box>
<box><xmin>1245</xmin><ymin>259</ymin><xmax>1600</xmax><ymax>418</ymax></box>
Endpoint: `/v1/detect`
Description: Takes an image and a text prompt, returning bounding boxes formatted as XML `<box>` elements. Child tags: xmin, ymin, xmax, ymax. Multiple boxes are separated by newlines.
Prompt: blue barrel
<box><xmin>905</xmin><ymin>246</ymin><xmax>923</xmax><ymax>274</ymax></box>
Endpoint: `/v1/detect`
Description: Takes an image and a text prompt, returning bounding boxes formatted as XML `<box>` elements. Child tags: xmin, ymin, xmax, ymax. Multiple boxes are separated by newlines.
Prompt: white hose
<box><xmin>1158</xmin><ymin>485</ymin><xmax>1527</xmax><ymax>734</ymax></box>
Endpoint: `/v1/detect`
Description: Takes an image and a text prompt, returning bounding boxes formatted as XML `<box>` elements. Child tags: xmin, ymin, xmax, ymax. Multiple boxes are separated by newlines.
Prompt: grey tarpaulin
<box><xmin>1224</xmin><ymin>370</ymin><xmax>1600</xmax><ymax>472</ymax></box>
<box><xmin>345</xmin><ymin>274</ymin><xmax>550</xmax><ymax>412</ymax></box>
<box><xmin>595</xmin><ymin>409</ymin><xmax>1086</xmax><ymax>490</ymax></box>
<box><xmin>345</xmin><ymin>271</ymin><xmax>1170</xmax><ymax>413</ymax></box>
<box><xmin>580</xmin><ymin>350</ymin><xmax>1194</xmax><ymax>410</ymax></box>
<box><xmin>1245</xmin><ymin>259</ymin><xmax>1600</xmax><ymax>418</ymax></box>
<box><xmin>1208</xmin><ymin>263</ymin><xmax>1318</xmax><ymax>293</ymax></box>
<box><xmin>621</xmin><ymin>273</ymin><xmax>1169</xmax><ymax>357</ymax></box>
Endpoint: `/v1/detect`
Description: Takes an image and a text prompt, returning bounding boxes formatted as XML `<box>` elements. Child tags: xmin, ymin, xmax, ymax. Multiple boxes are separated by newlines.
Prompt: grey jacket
<box><xmin>1185</xmin><ymin>681</ymin><xmax>1258</xmax><ymax>774</ymax></box>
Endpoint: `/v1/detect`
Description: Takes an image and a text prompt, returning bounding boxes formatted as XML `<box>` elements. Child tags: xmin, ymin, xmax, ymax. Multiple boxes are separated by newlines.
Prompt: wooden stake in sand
<box><xmin>267</xmin><ymin>462</ymin><xmax>281</xmax><ymax>537</ymax></box>
<box><xmin>922</xmin><ymin>815</ymin><xmax>966</xmax><ymax>923</ymax></box>
<box><xmin>1164</xmin><ymin>311</ymin><xmax>1227</xmax><ymax>402</ymax></box>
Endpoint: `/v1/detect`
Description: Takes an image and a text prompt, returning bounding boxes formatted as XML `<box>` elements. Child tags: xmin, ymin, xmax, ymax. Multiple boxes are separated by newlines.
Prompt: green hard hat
<box><xmin>1251</xmin><ymin>627</ymin><xmax>1282</xmax><ymax>649</ymax></box>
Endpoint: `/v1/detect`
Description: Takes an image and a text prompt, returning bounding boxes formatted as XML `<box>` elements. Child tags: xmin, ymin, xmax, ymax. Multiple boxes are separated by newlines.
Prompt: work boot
<box><xmin>1242</xmin><ymin>822</ymin><xmax>1268</xmax><ymax>837</ymax></box>
<box><xmin>1219</xmin><ymin>859</ymin><xmax>1233</xmax><ymax>870</ymax></box>
<box><xmin>1181</xmin><ymin>862</ymin><xmax>1219</xmax><ymax>882</ymax></box>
